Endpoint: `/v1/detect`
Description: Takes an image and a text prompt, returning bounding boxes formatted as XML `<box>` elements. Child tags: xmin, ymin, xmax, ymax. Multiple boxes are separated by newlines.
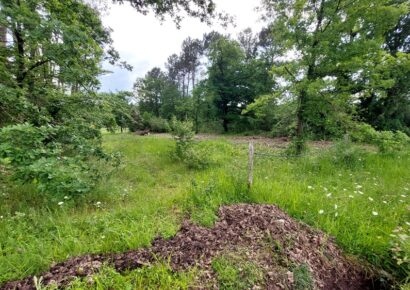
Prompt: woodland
<box><xmin>0</xmin><ymin>0</ymin><xmax>409</xmax><ymax>289</ymax></box>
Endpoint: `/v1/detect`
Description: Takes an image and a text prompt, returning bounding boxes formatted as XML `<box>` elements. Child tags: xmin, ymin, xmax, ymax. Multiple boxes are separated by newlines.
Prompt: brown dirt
<box><xmin>146</xmin><ymin>133</ymin><xmax>333</xmax><ymax>149</ymax></box>
<box><xmin>2</xmin><ymin>204</ymin><xmax>386</xmax><ymax>290</ymax></box>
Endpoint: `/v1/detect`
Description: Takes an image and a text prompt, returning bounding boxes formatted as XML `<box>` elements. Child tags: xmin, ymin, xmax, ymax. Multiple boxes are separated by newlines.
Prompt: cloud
<box><xmin>99</xmin><ymin>0</ymin><xmax>264</xmax><ymax>92</ymax></box>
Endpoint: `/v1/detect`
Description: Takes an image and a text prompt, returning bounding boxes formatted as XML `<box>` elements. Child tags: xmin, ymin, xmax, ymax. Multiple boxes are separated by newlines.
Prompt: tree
<box><xmin>207</xmin><ymin>37</ymin><xmax>247</xmax><ymax>132</ymax></box>
<box><xmin>180</xmin><ymin>37</ymin><xmax>203</xmax><ymax>96</ymax></box>
<box><xmin>358</xmin><ymin>4</ymin><xmax>410</xmax><ymax>134</ymax></box>
<box><xmin>238</xmin><ymin>28</ymin><xmax>258</xmax><ymax>60</ymax></box>
<box><xmin>165</xmin><ymin>38</ymin><xmax>204</xmax><ymax>98</ymax></box>
<box><xmin>115</xmin><ymin>0</ymin><xmax>217</xmax><ymax>26</ymax></box>
<box><xmin>134</xmin><ymin>67</ymin><xmax>183</xmax><ymax>119</ymax></box>
<box><xmin>260</xmin><ymin>0</ymin><xmax>406</xmax><ymax>153</ymax></box>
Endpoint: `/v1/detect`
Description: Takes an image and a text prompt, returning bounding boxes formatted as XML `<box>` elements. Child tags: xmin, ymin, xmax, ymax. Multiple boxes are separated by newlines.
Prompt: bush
<box><xmin>0</xmin><ymin>123</ymin><xmax>119</xmax><ymax>196</ymax></box>
<box><xmin>170</xmin><ymin>118</ymin><xmax>210</xmax><ymax>169</ymax></box>
<box><xmin>351</xmin><ymin>123</ymin><xmax>410</xmax><ymax>153</ymax></box>
<box><xmin>141</xmin><ymin>112</ymin><xmax>170</xmax><ymax>133</ymax></box>
<box><xmin>328</xmin><ymin>141</ymin><xmax>367</xmax><ymax>169</ymax></box>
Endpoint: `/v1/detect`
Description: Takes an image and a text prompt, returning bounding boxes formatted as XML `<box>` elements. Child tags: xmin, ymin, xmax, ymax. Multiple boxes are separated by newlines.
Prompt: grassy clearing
<box><xmin>0</xmin><ymin>133</ymin><xmax>409</xmax><ymax>286</ymax></box>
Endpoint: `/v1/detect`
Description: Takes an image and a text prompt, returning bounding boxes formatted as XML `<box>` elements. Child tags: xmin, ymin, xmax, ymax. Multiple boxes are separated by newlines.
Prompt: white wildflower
<box><xmin>401</xmin><ymin>195</ymin><xmax>406</xmax><ymax>198</ymax></box>
<box><xmin>64</xmin><ymin>196</ymin><xmax>69</xmax><ymax>200</ymax></box>
<box><xmin>343</xmin><ymin>188</ymin><xmax>347</xmax><ymax>191</ymax></box>
<box><xmin>308</xmin><ymin>186</ymin><xmax>313</xmax><ymax>190</ymax></box>
<box><xmin>405</xmin><ymin>187</ymin><xmax>409</xmax><ymax>191</ymax></box>
<box><xmin>335</xmin><ymin>212</ymin><xmax>338</xmax><ymax>217</ymax></box>
<box><xmin>326</xmin><ymin>193</ymin><xmax>332</xmax><ymax>198</ymax></box>
<box><xmin>349</xmin><ymin>195</ymin><xmax>354</xmax><ymax>198</ymax></box>
<box><xmin>398</xmin><ymin>234</ymin><xmax>408</xmax><ymax>241</ymax></box>
<box><xmin>323</xmin><ymin>187</ymin><xmax>328</xmax><ymax>191</ymax></box>
<box><xmin>368</xmin><ymin>197</ymin><xmax>374</xmax><ymax>202</ymax></box>
<box><xmin>400</xmin><ymin>200</ymin><xmax>404</xmax><ymax>203</ymax></box>
<box><xmin>319</xmin><ymin>210</ymin><xmax>324</xmax><ymax>214</ymax></box>
<box><xmin>358</xmin><ymin>191</ymin><xmax>364</xmax><ymax>195</ymax></box>
<box><xmin>405</xmin><ymin>222</ymin><xmax>410</xmax><ymax>226</ymax></box>
<box><xmin>58</xmin><ymin>201</ymin><xmax>64</xmax><ymax>206</ymax></box>
<box><xmin>356</xmin><ymin>185</ymin><xmax>362</xmax><ymax>189</ymax></box>
<box><xmin>334</xmin><ymin>204</ymin><xmax>338</xmax><ymax>210</ymax></box>
<box><xmin>383</xmin><ymin>201</ymin><xmax>387</xmax><ymax>204</ymax></box>
<box><xmin>372</xmin><ymin>211</ymin><xmax>378</xmax><ymax>216</ymax></box>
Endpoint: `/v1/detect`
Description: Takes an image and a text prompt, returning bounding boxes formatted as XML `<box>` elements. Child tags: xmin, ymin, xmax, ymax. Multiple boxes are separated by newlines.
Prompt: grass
<box><xmin>0</xmin><ymin>133</ymin><xmax>409</xmax><ymax>287</ymax></box>
<box><xmin>292</xmin><ymin>264</ymin><xmax>314</xmax><ymax>290</ymax></box>
<box><xmin>212</xmin><ymin>254</ymin><xmax>264</xmax><ymax>289</ymax></box>
<box><xmin>65</xmin><ymin>263</ymin><xmax>194</xmax><ymax>290</ymax></box>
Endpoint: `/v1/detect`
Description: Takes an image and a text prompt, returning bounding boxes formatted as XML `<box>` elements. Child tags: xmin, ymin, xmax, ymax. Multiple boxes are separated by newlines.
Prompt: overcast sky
<box><xmin>99</xmin><ymin>0</ymin><xmax>264</xmax><ymax>92</ymax></box>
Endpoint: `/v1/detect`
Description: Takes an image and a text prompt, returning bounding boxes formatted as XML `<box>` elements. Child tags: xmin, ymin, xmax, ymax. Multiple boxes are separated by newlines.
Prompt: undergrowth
<box><xmin>0</xmin><ymin>133</ymin><xmax>409</xmax><ymax>287</ymax></box>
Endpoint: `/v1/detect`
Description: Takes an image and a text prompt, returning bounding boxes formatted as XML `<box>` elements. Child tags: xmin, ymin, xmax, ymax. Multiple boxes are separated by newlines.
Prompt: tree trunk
<box><xmin>0</xmin><ymin>26</ymin><xmax>6</xmax><ymax>46</ymax></box>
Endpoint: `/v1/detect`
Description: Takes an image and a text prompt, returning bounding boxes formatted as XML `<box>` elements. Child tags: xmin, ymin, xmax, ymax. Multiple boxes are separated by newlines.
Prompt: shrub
<box><xmin>170</xmin><ymin>118</ymin><xmax>210</xmax><ymax>169</ymax></box>
<box><xmin>329</xmin><ymin>141</ymin><xmax>367</xmax><ymax>169</ymax></box>
<box><xmin>0</xmin><ymin>123</ymin><xmax>119</xmax><ymax>196</ymax></box>
<box><xmin>141</xmin><ymin>112</ymin><xmax>170</xmax><ymax>133</ymax></box>
<box><xmin>351</xmin><ymin>123</ymin><xmax>410</xmax><ymax>153</ymax></box>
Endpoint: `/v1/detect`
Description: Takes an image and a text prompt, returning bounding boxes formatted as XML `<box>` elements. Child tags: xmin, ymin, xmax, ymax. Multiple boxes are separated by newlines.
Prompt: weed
<box><xmin>212</xmin><ymin>254</ymin><xmax>264</xmax><ymax>290</ymax></box>
<box><xmin>292</xmin><ymin>264</ymin><xmax>314</xmax><ymax>290</ymax></box>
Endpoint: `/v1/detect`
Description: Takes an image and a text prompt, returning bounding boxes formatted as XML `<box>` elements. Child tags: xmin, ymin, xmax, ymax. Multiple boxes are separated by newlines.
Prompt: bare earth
<box><xmin>2</xmin><ymin>204</ymin><xmax>385</xmax><ymax>290</ymax></box>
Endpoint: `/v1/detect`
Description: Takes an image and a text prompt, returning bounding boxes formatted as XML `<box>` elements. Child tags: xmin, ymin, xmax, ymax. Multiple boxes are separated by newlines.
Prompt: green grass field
<box><xmin>0</xmin><ymin>133</ymin><xmax>409</xmax><ymax>287</ymax></box>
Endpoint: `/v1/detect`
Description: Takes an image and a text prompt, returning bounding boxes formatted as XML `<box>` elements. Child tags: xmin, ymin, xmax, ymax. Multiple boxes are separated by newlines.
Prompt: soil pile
<box><xmin>2</xmin><ymin>204</ymin><xmax>383</xmax><ymax>289</ymax></box>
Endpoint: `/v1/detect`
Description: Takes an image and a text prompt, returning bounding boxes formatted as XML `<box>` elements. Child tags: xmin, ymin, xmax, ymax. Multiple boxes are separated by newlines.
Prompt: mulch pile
<box><xmin>2</xmin><ymin>204</ymin><xmax>386</xmax><ymax>290</ymax></box>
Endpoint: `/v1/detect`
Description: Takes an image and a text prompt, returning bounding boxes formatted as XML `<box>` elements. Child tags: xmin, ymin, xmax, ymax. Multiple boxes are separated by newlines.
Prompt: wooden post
<box><xmin>248</xmin><ymin>142</ymin><xmax>254</xmax><ymax>189</ymax></box>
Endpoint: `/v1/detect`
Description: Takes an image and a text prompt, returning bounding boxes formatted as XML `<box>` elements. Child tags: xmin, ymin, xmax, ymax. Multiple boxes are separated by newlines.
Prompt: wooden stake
<box><xmin>248</xmin><ymin>142</ymin><xmax>254</xmax><ymax>189</ymax></box>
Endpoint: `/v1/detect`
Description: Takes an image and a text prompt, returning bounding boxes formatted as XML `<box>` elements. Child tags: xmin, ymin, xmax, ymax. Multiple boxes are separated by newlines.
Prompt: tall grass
<box><xmin>0</xmin><ymin>134</ymin><xmax>408</xmax><ymax>285</ymax></box>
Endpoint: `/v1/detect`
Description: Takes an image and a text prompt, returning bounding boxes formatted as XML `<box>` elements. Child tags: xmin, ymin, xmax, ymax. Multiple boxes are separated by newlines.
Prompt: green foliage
<box><xmin>212</xmin><ymin>255</ymin><xmax>264</xmax><ymax>290</ymax></box>
<box><xmin>326</xmin><ymin>141</ymin><xmax>367</xmax><ymax>169</ymax></box>
<box><xmin>207</xmin><ymin>36</ymin><xmax>274</xmax><ymax>132</ymax></box>
<box><xmin>142</xmin><ymin>113</ymin><xmax>171</xmax><ymax>133</ymax></box>
<box><xmin>170</xmin><ymin>118</ymin><xmax>208</xmax><ymax>169</ymax></box>
<box><xmin>0</xmin><ymin>123</ymin><xmax>118</xmax><ymax>196</ymax></box>
<box><xmin>258</xmin><ymin>0</ymin><xmax>407</xmax><ymax>151</ymax></box>
<box><xmin>286</xmin><ymin>138</ymin><xmax>308</xmax><ymax>156</ymax></box>
<box><xmin>351</xmin><ymin>123</ymin><xmax>410</xmax><ymax>153</ymax></box>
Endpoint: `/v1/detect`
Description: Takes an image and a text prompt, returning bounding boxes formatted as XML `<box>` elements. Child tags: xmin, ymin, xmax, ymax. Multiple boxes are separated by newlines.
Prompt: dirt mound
<box><xmin>2</xmin><ymin>204</ymin><xmax>384</xmax><ymax>290</ymax></box>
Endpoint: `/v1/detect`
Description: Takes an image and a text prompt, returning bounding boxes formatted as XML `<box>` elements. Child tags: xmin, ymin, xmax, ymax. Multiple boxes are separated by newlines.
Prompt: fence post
<box><xmin>248</xmin><ymin>142</ymin><xmax>254</xmax><ymax>189</ymax></box>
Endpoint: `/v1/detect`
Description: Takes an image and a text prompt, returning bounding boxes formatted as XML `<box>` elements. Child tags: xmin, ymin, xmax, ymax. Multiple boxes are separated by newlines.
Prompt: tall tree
<box><xmin>207</xmin><ymin>37</ymin><xmax>246</xmax><ymax>132</ymax></box>
<box><xmin>238</xmin><ymin>28</ymin><xmax>258</xmax><ymax>60</ymax></box>
<box><xmin>358</xmin><ymin>4</ymin><xmax>410</xmax><ymax>134</ymax></box>
<box><xmin>260</xmin><ymin>0</ymin><xmax>406</xmax><ymax>153</ymax></box>
<box><xmin>134</xmin><ymin>67</ymin><xmax>182</xmax><ymax>119</ymax></box>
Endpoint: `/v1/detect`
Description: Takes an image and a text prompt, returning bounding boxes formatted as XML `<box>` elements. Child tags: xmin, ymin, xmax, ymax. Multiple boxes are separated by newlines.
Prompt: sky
<box><xmin>98</xmin><ymin>0</ymin><xmax>264</xmax><ymax>92</ymax></box>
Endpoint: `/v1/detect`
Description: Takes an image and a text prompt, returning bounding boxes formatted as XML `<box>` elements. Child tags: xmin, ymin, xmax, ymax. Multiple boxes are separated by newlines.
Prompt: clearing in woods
<box><xmin>0</xmin><ymin>133</ymin><xmax>409</xmax><ymax>289</ymax></box>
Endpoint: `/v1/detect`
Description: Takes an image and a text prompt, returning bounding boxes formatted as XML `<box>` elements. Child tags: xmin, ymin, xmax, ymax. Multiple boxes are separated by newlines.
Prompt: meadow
<box><xmin>0</xmin><ymin>133</ymin><xmax>409</xmax><ymax>288</ymax></box>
